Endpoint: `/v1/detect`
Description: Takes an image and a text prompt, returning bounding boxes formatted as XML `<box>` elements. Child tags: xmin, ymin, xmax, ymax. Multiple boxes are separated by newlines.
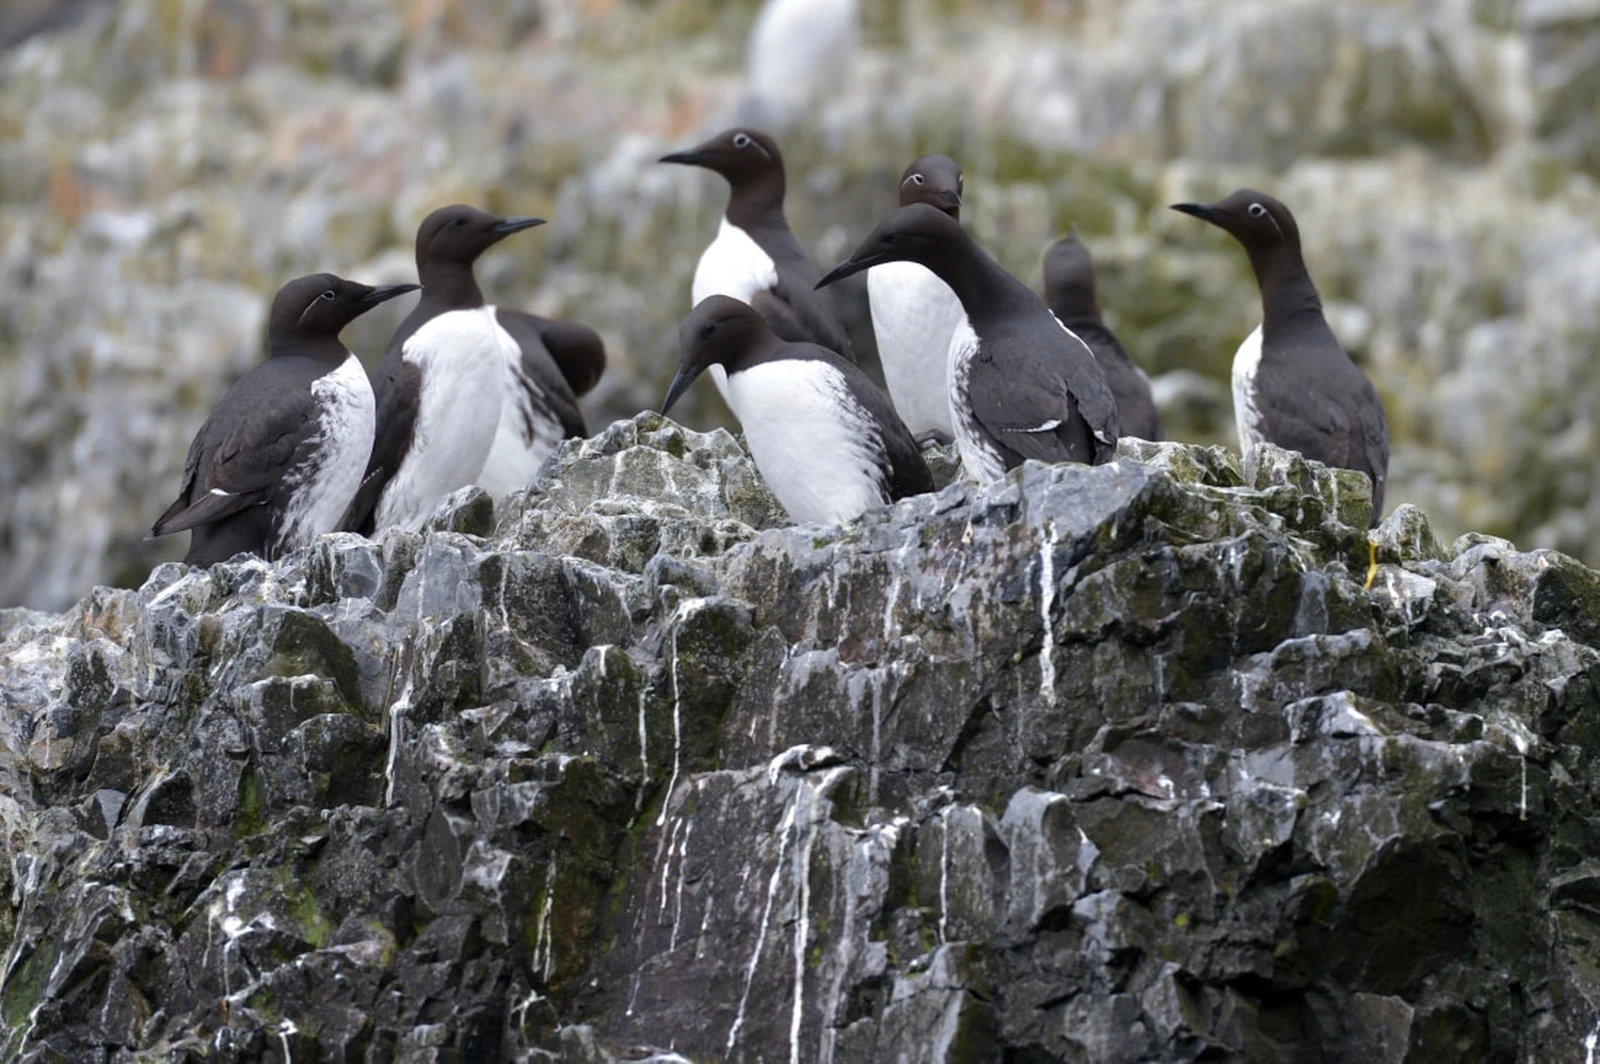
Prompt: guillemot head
<box><xmin>415</xmin><ymin>204</ymin><xmax>546</xmax><ymax>267</ymax></box>
<box><xmin>815</xmin><ymin>203</ymin><xmax>964</xmax><ymax>288</ymax></box>
<box><xmin>662</xmin><ymin>295</ymin><xmax>772</xmax><ymax>415</ymax></box>
<box><xmin>1042</xmin><ymin>226</ymin><xmax>1101</xmax><ymax>322</ymax></box>
<box><xmin>898</xmin><ymin>153</ymin><xmax>963</xmax><ymax>220</ymax></box>
<box><xmin>270</xmin><ymin>273</ymin><xmax>420</xmax><ymax>341</ymax></box>
<box><xmin>659</xmin><ymin>127</ymin><xmax>786</xmax><ymax>202</ymax></box>
<box><xmin>1170</xmin><ymin>189</ymin><xmax>1302</xmax><ymax>254</ymax></box>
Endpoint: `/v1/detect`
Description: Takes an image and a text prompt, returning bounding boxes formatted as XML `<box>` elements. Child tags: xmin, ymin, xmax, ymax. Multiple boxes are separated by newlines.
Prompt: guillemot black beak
<box><xmin>494</xmin><ymin>216</ymin><xmax>546</xmax><ymax>235</ymax></box>
<box><xmin>939</xmin><ymin>188</ymin><xmax>962</xmax><ymax>210</ymax></box>
<box><xmin>658</xmin><ymin>150</ymin><xmax>710</xmax><ymax>166</ymax></box>
<box><xmin>661</xmin><ymin>366</ymin><xmax>703</xmax><ymax>416</ymax></box>
<box><xmin>363</xmin><ymin>283</ymin><xmax>421</xmax><ymax>306</ymax></box>
<box><xmin>1170</xmin><ymin>202</ymin><xmax>1221</xmax><ymax>224</ymax></box>
<box><xmin>816</xmin><ymin>255</ymin><xmax>883</xmax><ymax>289</ymax></box>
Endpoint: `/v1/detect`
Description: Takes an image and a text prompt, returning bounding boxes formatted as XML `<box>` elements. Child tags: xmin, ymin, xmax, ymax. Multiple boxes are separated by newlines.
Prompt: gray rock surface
<box><xmin>2</xmin><ymin>415</ymin><xmax>1599</xmax><ymax>1062</ymax></box>
<box><xmin>7</xmin><ymin>0</ymin><xmax>1600</xmax><ymax>608</ymax></box>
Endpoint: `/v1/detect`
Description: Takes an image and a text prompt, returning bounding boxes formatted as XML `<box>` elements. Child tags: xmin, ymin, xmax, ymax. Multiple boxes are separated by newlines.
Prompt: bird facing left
<box><xmin>149</xmin><ymin>273</ymin><xmax>419</xmax><ymax>566</ymax></box>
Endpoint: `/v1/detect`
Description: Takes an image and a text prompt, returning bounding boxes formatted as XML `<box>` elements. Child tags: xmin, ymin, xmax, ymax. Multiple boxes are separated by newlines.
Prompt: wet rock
<box><xmin>2</xmin><ymin>418</ymin><xmax>1599</xmax><ymax>1061</ymax></box>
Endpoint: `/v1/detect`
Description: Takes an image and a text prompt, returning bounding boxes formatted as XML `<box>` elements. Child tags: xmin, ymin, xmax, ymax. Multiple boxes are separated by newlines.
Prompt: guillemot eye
<box><xmin>1248</xmin><ymin>203</ymin><xmax>1267</xmax><ymax>218</ymax></box>
<box><xmin>320</xmin><ymin>290</ymin><xmax>335</xmax><ymax>300</ymax></box>
<box><xmin>733</xmin><ymin>132</ymin><xmax>752</xmax><ymax>148</ymax></box>
<box><xmin>910</xmin><ymin>174</ymin><xmax>925</xmax><ymax>185</ymax></box>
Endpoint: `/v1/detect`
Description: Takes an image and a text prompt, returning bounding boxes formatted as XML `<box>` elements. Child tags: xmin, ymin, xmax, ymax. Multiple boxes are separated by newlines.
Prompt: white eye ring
<box><xmin>1248</xmin><ymin>203</ymin><xmax>1268</xmax><ymax>218</ymax></box>
<box><xmin>910</xmin><ymin>174</ymin><xmax>925</xmax><ymax>185</ymax></box>
<box><xmin>732</xmin><ymin>132</ymin><xmax>752</xmax><ymax>148</ymax></box>
<box><xmin>320</xmin><ymin>290</ymin><xmax>336</xmax><ymax>301</ymax></box>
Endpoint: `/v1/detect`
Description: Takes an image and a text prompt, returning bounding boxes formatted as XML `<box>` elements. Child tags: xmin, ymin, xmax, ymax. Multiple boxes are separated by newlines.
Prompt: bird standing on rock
<box><xmin>343</xmin><ymin>204</ymin><xmax>551</xmax><ymax>534</ymax></box>
<box><xmin>1043</xmin><ymin>229</ymin><xmax>1163</xmax><ymax>442</ymax></box>
<box><xmin>819</xmin><ymin>203</ymin><xmax>1120</xmax><ymax>485</ymax></box>
<box><xmin>151</xmin><ymin>273</ymin><xmax>418</xmax><ymax>565</ymax></box>
<box><xmin>663</xmin><ymin>295</ymin><xmax>931</xmax><ymax>526</ymax></box>
<box><xmin>659</xmin><ymin>127</ymin><xmax>854</xmax><ymax>404</ymax></box>
<box><xmin>1171</xmin><ymin>189</ymin><xmax>1389</xmax><ymax>526</ymax></box>
<box><xmin>867</xmin><ymin>153</ymin><xmax>967</xmax><ymax>444</ymax></box>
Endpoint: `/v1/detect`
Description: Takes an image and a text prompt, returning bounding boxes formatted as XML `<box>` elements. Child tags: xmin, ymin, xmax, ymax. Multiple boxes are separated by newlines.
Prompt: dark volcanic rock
<box><xmin>2</xmin><ymin>413</ymin><xmax>1599</xmax><ymax>1062</ymax></box>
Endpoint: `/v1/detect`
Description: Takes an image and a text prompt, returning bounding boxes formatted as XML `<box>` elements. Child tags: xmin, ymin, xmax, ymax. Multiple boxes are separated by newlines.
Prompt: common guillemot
<box><xmin>819</xmin><ymin>203</ymin><xmax>1120</xmax><ymax>485</ymax></box>
<box><xmin>659</xmin><ymin>127</ymin><xmax>854</xmax><ymax>404</ymax></box>
<box><xmin>866</xmin><ymin>153</ymin><xmax>966</xmax><ymax>444</ymax></box>
<box><xmin>1171</xmin><ymin>189</ymin><xmax>1389</xmax><ymax>524</ymax></box>
<box><xmin>1043</xmin><ymin>228</ymin><xmax>1163</xmax><ymax>442</ymax></box>
<box><xmin>151</xmin><ymin>273</ymin><xmax>417</xmax><ymax>565</ymax></box>
<box><xmin>343</xmin><ymin>204</ymin><xmax>543</xmax><ymax>533</ymax></box>
<box><xmin>662</xmin><ymin>295</ymin><xmax>931</xmax><ymax>525</ymax></box>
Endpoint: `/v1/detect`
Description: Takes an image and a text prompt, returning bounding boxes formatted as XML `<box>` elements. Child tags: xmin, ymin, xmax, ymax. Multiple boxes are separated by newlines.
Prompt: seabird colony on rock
<box><xmin>155</xmin><ymin>129</ymin><xmax>1393</xmax><ymax>564</ymax></box>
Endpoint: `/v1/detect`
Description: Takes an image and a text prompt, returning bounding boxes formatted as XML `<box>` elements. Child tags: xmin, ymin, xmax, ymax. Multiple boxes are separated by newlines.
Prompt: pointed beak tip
<box><xmin>817</xmin><ymin>257</ymin><xmax>874</xmax><ymax>289</ymax></box>
<box><xmin>366</xmin><ymin>283</ymin><xmax>421</xmax><ymax>304</ymax></box>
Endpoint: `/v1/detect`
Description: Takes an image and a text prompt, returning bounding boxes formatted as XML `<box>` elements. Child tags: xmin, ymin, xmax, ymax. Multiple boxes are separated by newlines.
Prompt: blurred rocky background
<box><xmin>4</xmin><ymin>0</ymin><xmax>1600</xmax><ymax>609</ymax></box>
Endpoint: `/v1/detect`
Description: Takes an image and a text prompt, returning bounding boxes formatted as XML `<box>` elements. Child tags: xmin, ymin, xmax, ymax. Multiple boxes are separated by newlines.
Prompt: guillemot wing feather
<box><xmin>341</xmin><ymin>359</ymin><xmax>421</xmax><ymax>536</ymax></box>
<box><xmin>747</xmin><ymin>233</ymin><xmax>856</xmax><ymax>359</ymax></box>
<box><xmin>523</xmin><ymin>313</ymin><xmax>605</xmax><ymax>397</ymax></box>
<box><xmin>1062</xmin><ymin>318</ymin><xmax>1163</xmax><ymax>442</ymax></box>
<box><xmin>152</xmin><ymin>361</ymin><xmax>320</xmax><ymax>537</ymax></box>
<box><xmin>494</xmin><ymin>309</ymin><xmax>589</xmax><ymax>438</ymax></box>
<box><xmin>965</xmin><ymin>321</ymin><xmax>1120</xmax><ymax>467</ymax></box>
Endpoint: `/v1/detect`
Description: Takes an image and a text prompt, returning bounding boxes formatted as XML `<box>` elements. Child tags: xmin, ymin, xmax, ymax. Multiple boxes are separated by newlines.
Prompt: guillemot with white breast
<box><xmin>1043</xmin><ymin>228</ymin><xmax>1163</xmax><ymax>442</ymax></box>
<box><xmin>343</xmin><ymin>204</ymin><xmax>547</xmax><ymax>533</ymax></box>
<box><xmin>819</xmin><ymin>203</ymin><xmax>1120</xmax><ymax>485</ymax></box>
<box><xmin>151</xmin><ymin>273</ymin><xmax>417</xmax><ymax>565</ymax></box>
<box><xmin>663</xmin><ymin>295</ymin><xmax>931</xmax><ymax>525</ymax></box>
<box><xmin>867</xmin><ymin>153</ymin><xmax>966</xmax><ymax>444</ymax></box>
<box><xmin>659</xmin><ymin>127</ymin><xmax>854</xmax><ymax>404</ymax></box>
<box><xmin>1171</xmin><ymin>189</ymin><xmax>1389</xmax><ymax>525</ymax></box>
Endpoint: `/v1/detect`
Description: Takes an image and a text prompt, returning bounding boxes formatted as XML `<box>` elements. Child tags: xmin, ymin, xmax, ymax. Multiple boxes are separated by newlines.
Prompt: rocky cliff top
<box><xmin>2</xmin><ymin>416</ymin><xmax>1599</xmax><ymax>1062</ymax></box>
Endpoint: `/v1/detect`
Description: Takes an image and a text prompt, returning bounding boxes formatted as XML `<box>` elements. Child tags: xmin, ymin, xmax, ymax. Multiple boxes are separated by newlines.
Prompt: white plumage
<box><xmin>376</xmin><ymin>305</ymin><xmax>514</xmax><ymax>532</ymax></box>
<box><xmin>476</xmin><ymin>308</ymin><xmax>568</xmax><ymax>500</ymax></box>
<box><xmin>744</xmin><ymin>0</ymin><xmax>859</xmax><ymax>129</ymax></box>
<box><xmin>278</xmin><ymin>353</ymin><xmax>375</xmax><ymax>551</ymax></box>
<box><xmin>867</xmin><ymin>261</ymin><xmax>964</xmax><ymax>439</ymax></box>
<box><xmin>1231</xmin><ymin>323</ymin><xmax>1266</xmax><ymax>472</ymax></box>
<box><xmin>691</xmin><ymin>218</ymin><xmax>780</xmax><ymax>402</ymax></box>
<box><xmin>946</xmin><ymin>318</ymin><xmax>1007</xmax><ymax>485</ymax></box>
<box><xmin>724</xmin><ymin>359</ymin><xmax>885</xmax><ymax>525</ymax></box>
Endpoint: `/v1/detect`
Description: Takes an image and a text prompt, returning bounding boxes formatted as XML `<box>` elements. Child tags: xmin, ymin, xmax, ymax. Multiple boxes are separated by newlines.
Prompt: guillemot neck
<box><xmin>416</xmin><ymin>260</ymin><xmax>485</xmax><ymax>311</ymax></box>
<box><xmin>1245</xmin><ymin>243</ymin><xmax>1321</xmax><ymax>328</ymax></box>
<box><xmin>931</xmin><ymin>240</ymin><xmax>1031</xmax><ymax>327</ymax></box>
<box><xmin>267</xmin><ymin>330</ymin><xmax>351</xmax><ymax>364</ymax></box>
<box><xmin>726</xmin><ymin>175</ymin><xmax>787</xmax><ymax>231</ymax></box>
